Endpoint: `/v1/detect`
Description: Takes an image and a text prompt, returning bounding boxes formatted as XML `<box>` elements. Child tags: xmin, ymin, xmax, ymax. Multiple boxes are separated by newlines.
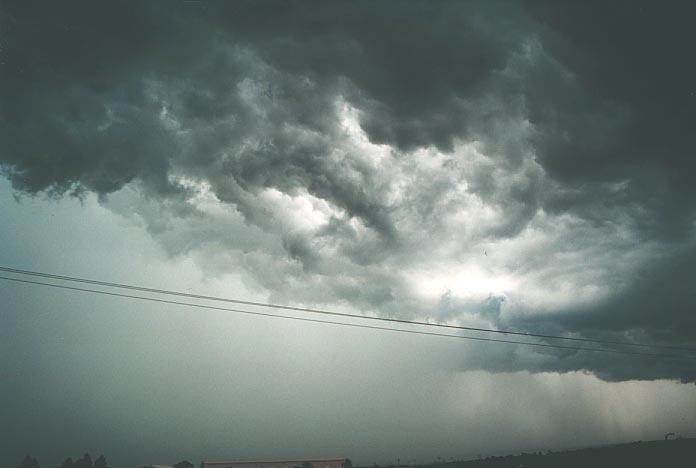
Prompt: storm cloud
<box><xmin>2</xmin><ymin>0</ymin><xmax>696</xmax><ymax>386</ymax></box>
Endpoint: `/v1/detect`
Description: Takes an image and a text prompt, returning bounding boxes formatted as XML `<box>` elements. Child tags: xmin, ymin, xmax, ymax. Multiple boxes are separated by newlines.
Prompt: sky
<box><xmin>1</xmin><ymin>1</ymin><xmax>696</xmax><ymax>467</ymax></box>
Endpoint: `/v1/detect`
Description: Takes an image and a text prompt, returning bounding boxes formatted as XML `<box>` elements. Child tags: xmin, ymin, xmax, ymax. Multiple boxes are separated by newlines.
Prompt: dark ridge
<box><xmin>359</xmin><ymin>438</ymin><xmax>696</xmax><ymax>468</ymax></box>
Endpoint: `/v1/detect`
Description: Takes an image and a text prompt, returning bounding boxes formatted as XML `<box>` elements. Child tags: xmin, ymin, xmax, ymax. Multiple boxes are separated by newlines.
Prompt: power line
<box><xmin>0</xmin><ymin>275</ymin><xmax>691</xmax><ymax>359</ymax></box>
<box><xmin>1</xmin><ymin>265</ymin><xmax>694</xmax><ymax>353</ymax></box>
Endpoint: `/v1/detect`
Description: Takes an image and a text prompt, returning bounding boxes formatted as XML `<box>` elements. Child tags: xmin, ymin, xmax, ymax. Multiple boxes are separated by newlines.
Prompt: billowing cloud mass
<box><xmin>2</xmin><ymin>0</ymin><xmax>696</xmax><ymax>388</ymax></box>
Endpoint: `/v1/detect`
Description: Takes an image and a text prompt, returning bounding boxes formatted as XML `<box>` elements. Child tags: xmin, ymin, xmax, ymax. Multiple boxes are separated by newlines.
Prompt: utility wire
<box><xmin>1</xmin><ymin>265</ymin><xmax>694</xmax><ymax>353</ymax></box>
<box><xmin>0</xmin><ymin>275</ymin><xmax>692</xmax><ymax>359</ymax></box>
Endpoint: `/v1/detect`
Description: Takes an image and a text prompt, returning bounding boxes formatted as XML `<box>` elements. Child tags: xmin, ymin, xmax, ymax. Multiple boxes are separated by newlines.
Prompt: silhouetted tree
<box><xmin>93</xmin><ymin>455</ymin><xmax>108</xmax><ymax>468</ymax></box>
<box><xmin>74</xmin><ymin>454</ymin><xmax>93</xmax><ymax>468</ymax></box>
<box><xmin>60</xmin><ymin>458</ymin><xmax>74</xmax><ymax>468</ymax></box>
<box><xmin>17</xmin><ymin>455</ymin><xmax>40</xmax><ymax>468</ymax></box>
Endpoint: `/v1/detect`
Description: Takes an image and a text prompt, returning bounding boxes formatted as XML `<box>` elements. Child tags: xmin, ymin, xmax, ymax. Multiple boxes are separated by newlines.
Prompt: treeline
<box><xmin>16</xmin><ymin>453</ymin><xmax>109</xmax><ymax>468</ymax></box>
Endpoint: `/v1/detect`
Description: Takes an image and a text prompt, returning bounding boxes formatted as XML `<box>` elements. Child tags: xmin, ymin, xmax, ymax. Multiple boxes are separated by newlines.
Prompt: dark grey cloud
<box><xmin>524</xmin><ymin>2</ymin><xmax>696</xmax><ymax>243</ymax></box>
<box><xmin>515</xmin><ymin>242</ymin><xmax>696</xmax><ymax>359</ymax></box>
<box><xmin>2</xmin><ymin>0</ymin><xmax>696</xmax><ymax>385</ymax></box>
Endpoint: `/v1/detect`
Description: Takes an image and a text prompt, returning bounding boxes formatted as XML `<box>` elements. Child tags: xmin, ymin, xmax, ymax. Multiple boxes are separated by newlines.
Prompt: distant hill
<box><xmin>362</xmin><ymin>438</ymin><xmax>696</xmax><ymax>468</ymax></box>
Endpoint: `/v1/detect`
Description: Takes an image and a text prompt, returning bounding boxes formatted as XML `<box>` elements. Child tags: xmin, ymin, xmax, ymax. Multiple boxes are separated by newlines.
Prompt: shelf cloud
<box><xmin>2</xmin><ymin>0</ymin><xmax>696</xmax><ymax>385</ymax></box>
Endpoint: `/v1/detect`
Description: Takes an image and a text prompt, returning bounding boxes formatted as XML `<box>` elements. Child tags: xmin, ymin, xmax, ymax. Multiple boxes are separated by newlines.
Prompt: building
<box><xmin>202</xmin><ymin>458</ymin><xmax>352</xmax><ymax>468</ymax></box>
<box><xmin>140</xmin><ymin>461</ymin><xmax>193</xmax><ymax>468</ymax></box>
